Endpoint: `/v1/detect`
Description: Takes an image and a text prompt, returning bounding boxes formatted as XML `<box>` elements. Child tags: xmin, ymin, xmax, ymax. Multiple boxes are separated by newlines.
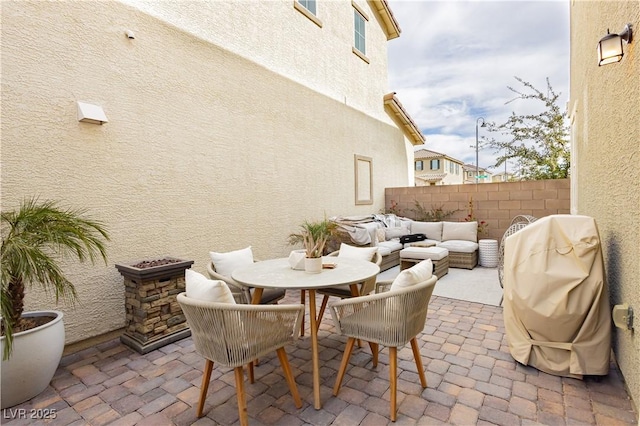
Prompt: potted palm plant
<box><xmin>1</xmin><ymin>198</ymin><xmax>109</xmax><ymax>408</ymax></box>
<box><xmin>288</xmin><ymin>218</ymin><xmax>336</xmax><ymax>273</ymax></box>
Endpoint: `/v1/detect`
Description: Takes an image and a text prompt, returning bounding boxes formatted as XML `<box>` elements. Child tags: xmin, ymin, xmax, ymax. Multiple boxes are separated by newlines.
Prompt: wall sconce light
<box><xmin>597</xmin><ymin>24</ymin><xmax>633</xmax><ymax>66</ymax></box>
<box><xmin>77</xmin><ymin>101</ymin><xmax>108</xmax><ymax>125</ymax></box>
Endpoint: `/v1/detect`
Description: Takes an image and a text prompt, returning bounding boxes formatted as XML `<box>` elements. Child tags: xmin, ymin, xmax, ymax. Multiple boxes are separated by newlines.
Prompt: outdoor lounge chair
<box><xmin>329</xmin><ymin>271</ymin><xmax>437</xmax><ymax>421</ymax></box>
<box><xmin>177</xmin><ymin>293</ymin><xmax>304</xmax><ymax>425</ymax></box>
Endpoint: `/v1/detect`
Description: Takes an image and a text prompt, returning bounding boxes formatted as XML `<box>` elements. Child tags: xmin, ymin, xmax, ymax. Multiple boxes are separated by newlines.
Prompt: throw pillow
<box><xmin>390</xmin><ymin>259</ymin><xmax>433</xmax><ymax>291</ymax></box>
<box><xmin>384</xmin><ymin>227</ymin><xmax>410</xmax><ymax>240</ymax></box>
<box><xmin>185</xmin><ymin>269</ymin><xmax>236</xmax><ymax>304</ymax></box>
<box><xmin>338</xmin><ymin>243</ymin><xmax>378</xmax><ymax>262</ymax></box>
<box><xmin>209</xmin><ymin>246</ymin><xmax>253</xmax><ymax>277</ymax></box>
<box><xmin>442</xmin><ymin>221</ymin><xmax>477</xmax><ymax>242</ymax></box>
<box><xmin>376</xmin><ymin>228</ymin><xmax>386</xmax><ymax>243</ymax></box>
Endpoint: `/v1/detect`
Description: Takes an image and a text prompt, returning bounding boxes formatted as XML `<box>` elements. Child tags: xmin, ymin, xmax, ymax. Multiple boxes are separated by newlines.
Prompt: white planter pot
<box><xmin>1</xmin><ymin>311</ymin><xmax>65</xmax><ymax>409</ymax></box>
<box><xmin>304</xmin><ymin>257</ymin><xmax>323</xmax><ymax>274</ymax></box>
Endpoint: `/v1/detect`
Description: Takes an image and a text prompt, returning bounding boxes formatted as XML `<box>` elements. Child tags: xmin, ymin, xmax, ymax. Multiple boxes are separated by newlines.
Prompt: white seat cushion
<box><xmin>185</xmin><ymin>269</ymin><xmax>236</xmax><ymax>304</ymax></box>
<box><xmin>376</xmin><ymin>245</ymin><xmax>392</xmax><ymax>257</ymax></box>
<box><xmin>209</xmin><ymin>246</ymin><xmax>253</xmax><ymax>277</ymax></box>
<box><xmin>390</xmin><ymin>259</ymin><xmax>433</xmax><ymax>291</ymax></box>
<box><xmin>378</xmin><ymin>240</ymin><xmax>403</xmax><ymax>252</ymax></box>
<box><xmin>437</xmin><ymin>240</ymin><xmax>479</xmax><ymax>253</ymax></box>
<box><xmin>400</xmin><ymin>246</ymin><xmax>449</xmax><ymax>261</ymax></box>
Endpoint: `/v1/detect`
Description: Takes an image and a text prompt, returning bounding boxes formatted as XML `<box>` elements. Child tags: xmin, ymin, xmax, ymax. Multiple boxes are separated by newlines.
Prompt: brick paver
<box><xmin>1</xmin><ymin>291</ymin><xmax>637</xmax><ymax>425</ymax></box>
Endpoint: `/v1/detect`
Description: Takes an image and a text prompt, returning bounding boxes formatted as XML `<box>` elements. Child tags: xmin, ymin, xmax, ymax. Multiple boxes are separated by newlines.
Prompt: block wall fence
<box><xmin>385</xmin><ymin>179</ymin><xmax>571</xmax><ymax>241</ymax></box>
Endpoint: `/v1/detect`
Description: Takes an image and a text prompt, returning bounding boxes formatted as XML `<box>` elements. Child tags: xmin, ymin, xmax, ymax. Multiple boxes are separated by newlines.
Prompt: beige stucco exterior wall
<box><xmin>1</xmin><ymin>1</ymin><xmax>410</xmax><ymax>345</ymax></box>
<box><xmin>569</xmin><ymin>0</ymin><xmax>639</xmax><ymax>415</ymax></box>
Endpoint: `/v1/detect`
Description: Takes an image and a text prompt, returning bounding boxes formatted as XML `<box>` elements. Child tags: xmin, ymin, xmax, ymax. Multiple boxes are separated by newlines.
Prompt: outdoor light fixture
<box><xmin>77</xmin><ymin>101</ymin><xmax>108</xmax><ymax>125</ymax></box>
<box><xmin>597</xmin><ymin>24</ymin><xmax>633</xmax><ymax>66</ymax></box>
<box><xmin>475</xmin><ymin>117</ymin><xmax>486</xmax><ymax>185</ymax></box>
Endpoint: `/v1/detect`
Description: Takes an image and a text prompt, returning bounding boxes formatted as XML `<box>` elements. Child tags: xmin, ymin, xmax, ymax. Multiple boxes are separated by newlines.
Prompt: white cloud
<box><xmin>387</xmin><ymin>0</ymin><xmax>570</xmax><ymax>171</ymax></box>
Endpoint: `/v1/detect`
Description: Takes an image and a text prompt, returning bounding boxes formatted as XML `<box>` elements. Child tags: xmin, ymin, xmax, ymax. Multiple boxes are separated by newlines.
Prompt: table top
<box><xmin>232</xmin><ymin>256</ymin><xmax>380</xmax><ymax>290</ymax></box>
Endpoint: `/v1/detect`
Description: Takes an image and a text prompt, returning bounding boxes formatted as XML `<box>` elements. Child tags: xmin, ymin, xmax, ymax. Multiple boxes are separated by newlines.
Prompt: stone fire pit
<box><xmin>115</xmin><ymin>257</ymin><xmax>194</xmax><ymax>354</ymax></box>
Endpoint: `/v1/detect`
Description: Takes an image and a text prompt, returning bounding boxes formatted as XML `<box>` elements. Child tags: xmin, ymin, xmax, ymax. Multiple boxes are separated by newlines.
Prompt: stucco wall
<box><xmin>386</xmin><ymin>179</ymin><xmax>571</xmax><ymax>241</ymax></box>
<box><xmin>569</xmin><ymin>0</ymin><xmax>639</xmax><ymax>415</ymax></box>
<box><xmin>121</xmin><ymin>0</ymin><xmax>394</xmax><ymax>124</ymax></box>
<box><xmin>1</xmin><ymin>1</ymin><xmax>409</xmax><ymax>345</ymax></box>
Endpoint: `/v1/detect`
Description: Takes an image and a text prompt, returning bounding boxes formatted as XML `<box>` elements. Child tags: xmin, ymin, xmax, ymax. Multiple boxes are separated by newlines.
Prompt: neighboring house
<box><xmin>462</xmin><ymin>163</ymin><xmax>493</xmax><ymax>184</ymax></box>
<box><xmin>413</xmin><ymin>149</ymin><xmax>464</xmax><ymax>186</ymax></box>
<box><xmin>1</xmin><ymin>1</ymin><xmax>424</xmax><ymax>346</ymax></box>
<box><xmin>569</xmin><ymin>1</ymin><xmax>639</xmax><ymax>414</ymax></box>
<box><xmin>491</xmin><ymin>172</ymin><xmax>515</xmax><ymax>182</ymax></box>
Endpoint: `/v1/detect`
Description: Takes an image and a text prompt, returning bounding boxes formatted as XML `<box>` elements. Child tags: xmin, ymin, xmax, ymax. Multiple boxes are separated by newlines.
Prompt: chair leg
<box><xmin>197</xmin><ymin>359</ymin><xmax>214</xmax><ymax>418</ymax></box>
<box><xmin>389</xmin><ymin>347</ymin><xmax>397</xmax><ymax>422</ymax></box>
<box><xmin>300</xmin><ymin>290</ymin><xmax>305</xmax><ymax>337</ymax></box>
<box><xmin>410</xmin><ymin>337</ymin><xmax>427</xmax><ymax>388</ymax></box>
<box><xmin>316</xmin><ymin>295</ymin><xmax>330</xmax><ymax>332</ymax></box>
<box><xmin>247</xmin><ymin>362</ymin><xmax>255</xmax><ymax>384</ymax></box>
<box><xmin>333</xmin><ymin>337</ymin><xmax>356</xmax><ymax>396</ymax></box>
<box><xmin>369</xmin><ymin>342</ymin><xmax>379</xmax><ymax>367</ymax></box>
<box><xmin>276</xmin><ymin>347</ymin><xmax>302</xmax><ymax>408</ymax></box>
<box><xmin>234</xmin><ymin>366</ymin><xmax>248</xmax><ymax>426</ymax></box>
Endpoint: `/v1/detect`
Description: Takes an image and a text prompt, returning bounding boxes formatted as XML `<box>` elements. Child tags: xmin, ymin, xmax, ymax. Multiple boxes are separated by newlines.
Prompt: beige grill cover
<box><xmin>503</xmin><ymin>215</ymin><xmax>611</xmax><ymax>378</ymax></box>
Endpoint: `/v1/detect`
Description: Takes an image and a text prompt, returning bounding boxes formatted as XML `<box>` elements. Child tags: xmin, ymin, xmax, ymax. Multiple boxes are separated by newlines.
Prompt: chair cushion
<box><xmin>411</xmin><ymin>221</ymin><xmax>443</xmax><ymax>241</ymax></box>
<box><xmin>338</xmin><ymin>243</ymin><xmax>378</xmax><ymax>262</ymax></box>
<box><xmin>378</xmin><ymin>240</ymin><xmax>403</xmax><ymax>252</ymax></box>
<box><xmin>442</xmin><ymin>221</ymin><xmax>477</xmax><ymax>242</ymax></box>
<box><xmin>185</xmin><ymin>269</ymin><xmax>236</xmax><ymax>304</ymax></box>
<box><xmin>400</xmin><ymin>246</ymin><xmax>449</xmax><ymax>261</ymax></box>
<box><xmin>437</xmin><ymin>240</ymin><xmax>479</xmax><ymax>253</ymax></box>
<box><xmin>376</xmin><ymin>245</ymin><xmax>392</xmax><ymax>257</ymax></box>
<box><xmin>209</xmin><ymin>246</ymin><xmax>253</xmax><ymax>277</ymax></box>
<box><xmin>390</xmin><ymin>259</ymin><xmax>433</xmax><ymax>291</ymax></box>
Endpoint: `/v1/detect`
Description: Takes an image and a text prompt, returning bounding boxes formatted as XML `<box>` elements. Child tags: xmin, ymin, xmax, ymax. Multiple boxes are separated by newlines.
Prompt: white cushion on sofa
<box><xmin>442</xmin><ymin>221</ymin><xmax>478</xmax><ymax>242</ymax></box>
<box><xmin>410</xmin><ymin>221</ymin><xmax>443</xmax><ymax>241</ymax></box>
<box><xmin>209</xmin><ymin>246</ymin><xmax>253</xmax><ymax>277</ymax></box>
<box><xmin>437</xmin><ymin>240</ymin><xmax>479</xmax><ymax>253</ymax></box>
<box><xmin>384</xmin><ymin>227</ymin><xmax>409</xmax><ymax>240</ymax></box>
<box><xmin>185</xmin><ymin>269</ymin><xmax>236</xmax><ymax>304</ymax></box>
<box><xmin>376</xmin><ymin>245</ymin><xmax>392</xmax><ymax>256</ymax></box>
<box><xmin>378</xmin><ymin>240</ymin><xmax>403</xmax><ymax>252</ymax></box>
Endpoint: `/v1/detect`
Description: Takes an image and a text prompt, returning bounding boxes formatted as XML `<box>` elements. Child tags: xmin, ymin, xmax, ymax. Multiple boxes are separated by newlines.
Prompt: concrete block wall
<box><xmin>385</xmin><ymin>179</ymin><xmax>571</xmax><ymax>241</ymax></box>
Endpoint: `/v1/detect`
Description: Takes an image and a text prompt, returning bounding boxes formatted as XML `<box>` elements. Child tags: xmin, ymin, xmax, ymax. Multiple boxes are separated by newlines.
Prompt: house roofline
<box><xmin>384</xmin><ymin>92</ymin><xmax>425</xmax><ymax>145</ymax></box>
<box><xmin>369</xmin><ymin>0</ymin><xmax>401</xmax><ymax>40</ymax></box>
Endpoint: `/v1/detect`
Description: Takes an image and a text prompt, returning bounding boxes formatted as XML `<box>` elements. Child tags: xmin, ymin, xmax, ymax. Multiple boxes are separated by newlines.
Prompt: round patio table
<box><xmin>232</xmin><ymin>256</ymin><xmax>380</xmax><ymax>409</ymax></box>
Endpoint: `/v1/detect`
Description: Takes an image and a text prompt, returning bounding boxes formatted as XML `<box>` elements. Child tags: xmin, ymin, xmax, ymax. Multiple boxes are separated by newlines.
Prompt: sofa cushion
<box><xmin>400</xmin><ymin>246</ymin><xmax>449</xmax><ymax>261</ymax></box>
<box><xmin>384</xmin><ymin>227</ymin><xmax>409</xmax><ymax>240</ymax></box>
<box><xmin>376</xmin><ymin>245</ymin><xmax>392</xmax><ymax>257</ymax></box>
<box><xmin>378</xmin><ymin>240</ymin><xmax>403</xmax><ymax>252</ymax></box>
<box><xmin>185</xmin><ymin>269</ymin><xmax>236</xmax><ymax>304</ymax></box>
<box><xmin>437</xmin><ymin>240</ymin><xmax>479</xmax><ymax>253</ymax></box>
<box><xmin>338</xmin><ymin>243</ymin><xmax>378</xmax><ymax>262</ymax></box>
<box><xmin>391</xmin><ymin>259</ymin><xmax>433</xmax><ymax>291</ymax></box>
<box><xmin>209</xmin><ymin>246</ymin><xmax>253</xmax><ymax>277</ymax></box>
<box><xmin>411</xmin><ymin>221</ymin><xmax>443</xmax><ymax>241</ymax></box>
<box><xmin>442</xmin><ymin>221</ymin><xmax>478</xmax><ymax>242</ymax></box>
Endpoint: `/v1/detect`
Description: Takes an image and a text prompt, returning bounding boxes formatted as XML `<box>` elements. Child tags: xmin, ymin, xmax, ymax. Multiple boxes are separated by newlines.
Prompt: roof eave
<box><xmin>368</xmin><ymin>0</ymin><xmax>401</xmax><ymax>40</ymax></box>
<box><xmin>384</xmin><ymin>92</ymin><xmax>425</xmax><ymax>145</ymax></box>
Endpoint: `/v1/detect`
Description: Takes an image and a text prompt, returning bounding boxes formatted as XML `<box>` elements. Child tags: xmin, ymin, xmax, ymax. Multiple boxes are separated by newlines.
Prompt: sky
<box><xmin>386</xmin><ymin>0</ymin><xmax>570</xmax><ymax>174</ymax></box>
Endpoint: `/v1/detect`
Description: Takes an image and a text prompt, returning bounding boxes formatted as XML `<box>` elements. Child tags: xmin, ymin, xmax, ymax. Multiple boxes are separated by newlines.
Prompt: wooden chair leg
<box><xmin>315</xmin><ymin>295</ymin><xmax>330</xmax><ymax>332</ymax></box>
<box><xmin>247</xmin><ymin>362</ymin><xmax>255</xmax><ymax>384</ymax></box>
<box><xmin>234</xmin><ymin>366</ymin><xmax>248</xmax><ymax>426</ymax></box>
<box><xmin>333</xmin><ymin>337</ymin><xmax>356</xmax><ymax>395</ymax></box>
<box><xmin>197</xmin><ymin>359</ymin><xmax>214</xmax><ymax>417</ymax></box>
<box><xmin>300</xmin><ymin>290</ymin><xmax>305</xmax><ymax>337</ymax></box>
<box><xmin>369</xmin><ymin>342</ymin><xmax>379</xmax><ymax>367</ymax></box>
<box><xmin>410</xmin><ymin>337</ymin><xmax>427</xmax><ymax>388</ymax></box>
<box><xmin>276</xmin><ymin>347</ymin><xmax>302</xmax><ymax>408</ymax></box>
<box><xmin>389</xmin><ymin>347</ymin><xmax>397</xmax><ymax>422</ymax></box>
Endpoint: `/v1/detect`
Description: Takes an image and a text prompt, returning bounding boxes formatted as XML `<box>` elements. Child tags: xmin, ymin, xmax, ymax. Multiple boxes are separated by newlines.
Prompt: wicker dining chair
<box><xmin>177</xmin><ymin>293</ymin><xmax>304</xmax><ymax>425</ymax></box>
<box><xmin>329</xmin><ymin>275</ymin><xmax>437</xmax><ymax>422</ymax></box>
<box><xmin>312</xmin><ymin>247</ymin><xmax>382</xmax><ymax>333</ymax></box>
<box><xmin>207</xmin><ymin>261</ymin><xmax>285</xmax><ymax>305</ymax></box>
<box><xmin>497</xmin><ymin>215</ymin><xmax>537</xmax><ymax>304</ymax></box>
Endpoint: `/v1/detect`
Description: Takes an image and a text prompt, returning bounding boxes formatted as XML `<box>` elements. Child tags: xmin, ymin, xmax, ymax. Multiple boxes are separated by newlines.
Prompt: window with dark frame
<box><xmin>416</xmin><ymin>160</ymin><xmax>423</xmax><ymax>171</ymax></box>
<box><xmin>430</xmin><ymin>159</ymin><xmax>440</xmax><ymax>170</ymax></box>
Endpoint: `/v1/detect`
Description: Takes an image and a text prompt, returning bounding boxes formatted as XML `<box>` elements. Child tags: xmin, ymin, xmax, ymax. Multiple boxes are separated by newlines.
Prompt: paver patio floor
<box><xmin>2</xmin><ymin>291</ymin><xmax>637</xmax><ymax>425</ymax></box>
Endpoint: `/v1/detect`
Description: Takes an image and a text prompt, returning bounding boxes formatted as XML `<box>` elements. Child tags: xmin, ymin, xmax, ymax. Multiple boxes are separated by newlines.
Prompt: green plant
<box><xmin>288</xmin><ymin>218</ymin><xmax>337</xmax><ymax>258</ymax></box>
<box><xmin>1</xmin><ymin>198</ymin><xmax>109</xmax><ymax>360</ymax></box>
<box><xmin>464</xmin><ymin>197</ymin><xmax>488</xmax><ymax>235</ymax></box>
<box><xmin>410</xmin><ymin>201</ymin><xmax>457</xmax><ymax>222</ymax></box>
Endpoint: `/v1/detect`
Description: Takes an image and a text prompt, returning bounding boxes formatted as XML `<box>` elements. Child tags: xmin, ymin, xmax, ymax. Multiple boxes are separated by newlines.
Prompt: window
<box><xmin>430</xmin><ymin>159</ymin><xmax>440</xmax><ymax>170</ymax></box>
<box><xmin>354</xmin><ymin>9</ymin><xmax>366</xmax><ymax>55</ymax></box>
<box><xmin>298</xmin><ymin>0</ymin><xmax>316</xmax><ymax>15</ymax></box>
<box><xmin>455</xmin><ymin>164</ymin><xmax>460</xmax><ymax>174</ymax></box>
<box><xmin>415</xmin><ymin>161</ymin><xmax>423</xmax><ymax>171</ymax></box>
<box><xmin>449</xmin><ymin>162</ymin><xmax>454</xmax><ymax>173</ymax></box>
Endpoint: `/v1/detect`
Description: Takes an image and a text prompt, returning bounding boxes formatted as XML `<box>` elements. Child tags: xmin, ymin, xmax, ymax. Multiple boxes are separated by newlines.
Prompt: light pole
<box><xmin>475</xmin><ymin>117</ymin><xmax>486</xmax><ymax>185</ymax></box>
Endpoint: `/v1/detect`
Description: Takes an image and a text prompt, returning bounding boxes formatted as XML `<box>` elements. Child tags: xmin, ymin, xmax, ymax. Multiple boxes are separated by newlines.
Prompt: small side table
<box><xmin>478</xmin><ymin>239</ymin><xmax>499</xmax><ymax>268</ymax></box>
